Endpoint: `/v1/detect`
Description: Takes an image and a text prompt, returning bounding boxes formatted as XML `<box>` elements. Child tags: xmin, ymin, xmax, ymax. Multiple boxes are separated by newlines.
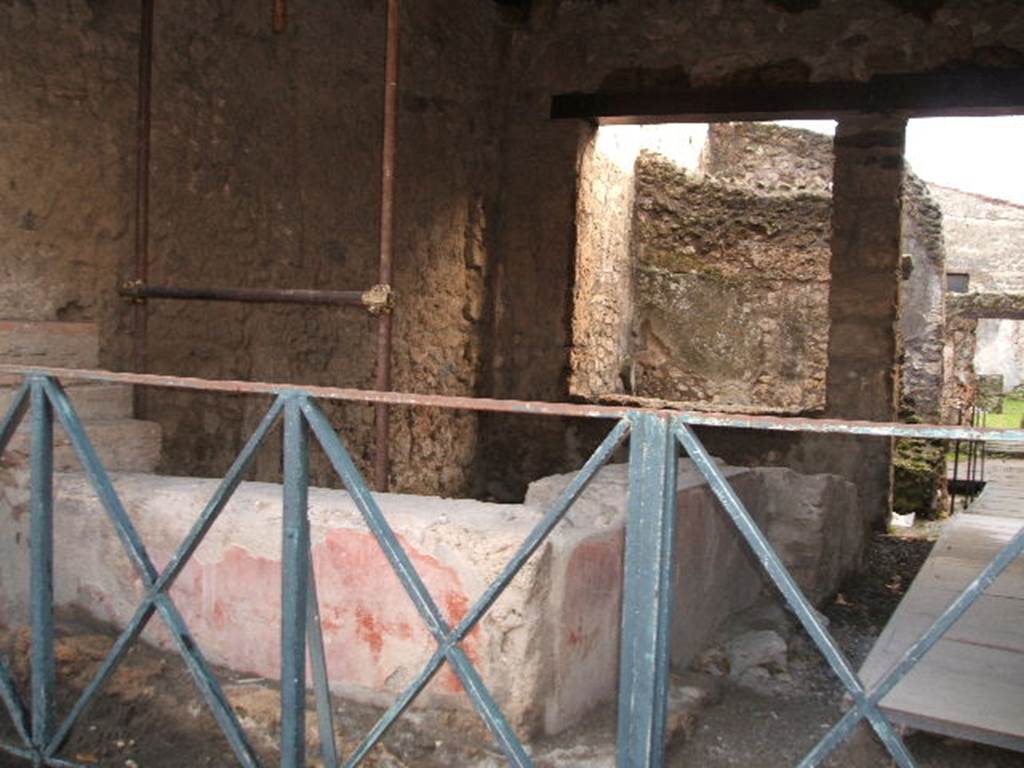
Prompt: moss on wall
<box><xmin>892</xmin><ymin>438</ymin><xmax>946</xmax><ymax>519</ymax></box>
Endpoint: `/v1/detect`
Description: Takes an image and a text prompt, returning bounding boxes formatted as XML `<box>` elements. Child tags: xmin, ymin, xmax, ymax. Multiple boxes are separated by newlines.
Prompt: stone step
<box><xmin>0</xmin><ymin>383</ymin><xmax>133</xmax><ymax>421</ymax></box>
<box><xmin>0</xmin><ymin>321</ymin><xmax>99</xmax><ymax>369</ymax></box>
<box><xmin>4</xmin><ymin>418</ymin><xmax>161</xmax><ymax>473</ymax></box>
<box><xmin>986</xmin><ymin>441</ymin><xmax>1024</xmax><ymax>455</ymax></box>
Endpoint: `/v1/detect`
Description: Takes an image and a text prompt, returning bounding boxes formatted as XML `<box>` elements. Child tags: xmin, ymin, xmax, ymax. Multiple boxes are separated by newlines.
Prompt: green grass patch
<box><xmin>984</xmin><ymin>395</ymin><xmax>1024</xmax><ymax>429</ymax></box>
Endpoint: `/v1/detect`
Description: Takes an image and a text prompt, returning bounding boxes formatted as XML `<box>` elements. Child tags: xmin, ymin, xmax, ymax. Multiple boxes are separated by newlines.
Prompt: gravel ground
<box><xmin>669</xmin><ymin>525</ymin><xmax>1023</xmax><ymax>768</ymax></box>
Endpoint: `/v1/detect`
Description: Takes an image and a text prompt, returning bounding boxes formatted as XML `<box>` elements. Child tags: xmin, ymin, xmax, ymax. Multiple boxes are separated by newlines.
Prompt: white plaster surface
<box><xmin>0</xmin><ymin>456</ymin><xmax>860</xmax><ymax>736</ymax></box>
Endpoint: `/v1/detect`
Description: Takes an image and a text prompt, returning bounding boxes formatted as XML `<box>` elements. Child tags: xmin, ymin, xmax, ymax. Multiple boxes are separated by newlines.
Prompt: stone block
<box><xmin>5</xmin><ymin>418</ymin><xmax>161</xmax><ymax>473</ymax></box>
<box><xmin>0</xmin><ymin>458</ymin><xmax>861</xmax><ymax>738</ymax></box>
<box><xmin>0</xmin><ymin>383</ymin><xmax>133</xmax><ymax>421</ymax></box>
<box><xmin>725</xmin><ymin>630</ymin><xmax>787</xmax><ymax>677</ymax></box>
<box><xmin>0</xmin><ymin>321</ymin><xmax>99</xmax><ymax>369</ymax></box>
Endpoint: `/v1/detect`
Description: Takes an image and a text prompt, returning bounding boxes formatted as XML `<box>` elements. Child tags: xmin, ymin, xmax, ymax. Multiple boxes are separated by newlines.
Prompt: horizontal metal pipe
<box><xmin>5</xmin><ymin>364</ymin><xmax>1024</xmax><ymax>442</ymax></box>
<box><xmin>120</xmin><ymin>282</ymin><xmax>368</xmax><ymax>308</ymax></box>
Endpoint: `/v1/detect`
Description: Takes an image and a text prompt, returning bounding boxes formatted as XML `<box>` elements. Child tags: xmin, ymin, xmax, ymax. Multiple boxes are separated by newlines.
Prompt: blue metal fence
<box><xmin>1</xmin><ymin>368</ymin><xmax>1023</xmax><ymax>767</ymax></box>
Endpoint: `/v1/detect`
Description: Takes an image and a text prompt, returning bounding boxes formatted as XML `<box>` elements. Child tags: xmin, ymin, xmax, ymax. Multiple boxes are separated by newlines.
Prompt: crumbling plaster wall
<box><xmin>0</xmin><ymin>1</ymin><xmax>136</xmax><ymax>323</ymax></box>
<box><xmin>480</xmin><ymin>0</ymin><xmax>1024</xmax><ymax>498</ymax></box>
<box><xmin>570</xmin><ymin>124</ymin><xmax>709</xmax><ymax>401</ymax></box>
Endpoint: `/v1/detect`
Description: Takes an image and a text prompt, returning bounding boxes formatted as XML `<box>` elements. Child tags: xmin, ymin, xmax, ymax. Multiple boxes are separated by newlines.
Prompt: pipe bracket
<box><xmin>120</xmin><ymin>279</ymin><xmax>147</xmax><ymax>304</ymax></box>
<box><xmin>362</xmin><ymin>284</ymin><xmax>395</xmax><ymax>316</ymax></box>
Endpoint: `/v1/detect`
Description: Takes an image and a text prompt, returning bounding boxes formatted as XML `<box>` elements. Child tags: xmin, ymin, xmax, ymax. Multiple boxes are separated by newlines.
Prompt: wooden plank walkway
<box><xmin>859</xmin><ymin>459</ymin><xmax>1024</xmax><ymax>752</ymax></box>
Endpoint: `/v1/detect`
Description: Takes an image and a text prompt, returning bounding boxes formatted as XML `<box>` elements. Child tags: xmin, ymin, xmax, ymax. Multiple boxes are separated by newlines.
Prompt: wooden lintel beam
<box><xmin>551</xmin><ymin>69</ymin><xmax>1024</xmax><ymax>124</ymax></box>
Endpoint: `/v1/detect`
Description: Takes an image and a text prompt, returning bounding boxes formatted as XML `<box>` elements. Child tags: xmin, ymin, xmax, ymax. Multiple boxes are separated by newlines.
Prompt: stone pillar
<box><xmin>824</xmin><ymin>116</ymin><xmax>907</xmax><ymax>527</ymax></box>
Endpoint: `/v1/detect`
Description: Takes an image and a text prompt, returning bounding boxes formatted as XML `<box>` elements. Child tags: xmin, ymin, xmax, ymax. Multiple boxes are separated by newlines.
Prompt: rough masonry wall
<box><xmin>0</xmin><ymin>1</ymin><xmax>136</xmax><ymax>323</ymax></box>
<box><xmin>2</xmin><ymin>1</ymin><xmax>508</xmax><ymax>496</ymax></box>
<box><xmin>894</xmin><ymin>174</ymin><xmax>947</xmax><ymax>518</ymax></box>
<box><xmin>6</xmin><ymin>1</ymin><xmax>1024</xmax><ymax>501</ymax></box>
<box><xmin>703</xmin><ymin>122</ymin><xmax>833</xmax><ymax>195</ymax></box>
<box><xmin>569</xmin><ymin>128</ymin><xmax>642</xmax><ymax>401</ymax></box>
<box><xmin>119</xmin><ymin>1</ymin><xmax>504</xmax><ymax>494</ymax></box>
<box><xmin>629</xmin><ymin>151</ymin><xmax>830</xmax><ymax>412</ymax></box>
<box><xmin>899</xmin><ymin>173</ymin><xmax>946</xmax><ymax>422</ymax></box>
<box><xmin>482</xmin><ymin>0</ymin><xmax>1024</xmax><ymax>497</ymax></box>
<box><xmin>944</xmin><ymin>310</ymin><xmax>979</xmax><ymax>414</ymax></box>
<box><xmin>569</xmin><ymin>123</ymin><xmax>711</xmax><ymax>403</ymax></box>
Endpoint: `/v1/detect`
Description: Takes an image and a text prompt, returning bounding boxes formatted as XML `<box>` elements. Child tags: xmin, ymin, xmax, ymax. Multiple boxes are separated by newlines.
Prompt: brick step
<box><xmin>0</xmin><ymin>321</ymin><xmax>99</xmax><ymax>369</ymax></box>
<box><xmin>4</xmin><ymin>418</ymin><xmax>161</xmax><ymax>473</ymax></box>
<box><xmin>0</xmin><ymin>383</ymin><xmax>133</xmax><ymax>421</ymax></box>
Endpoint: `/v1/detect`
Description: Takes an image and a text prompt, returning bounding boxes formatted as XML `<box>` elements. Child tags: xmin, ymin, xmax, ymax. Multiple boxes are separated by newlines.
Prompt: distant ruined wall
<box><xmin>895</xmin><ymin>174</ymin><xmax>946</xmax><ymax>519</ymax></box>
<box><xmin>933</xmin><ymin>185</ymin><xmax>1024</xmax><ymax>392</ymax></box>
<box><xmin>944</xmin><ymin>312</ymin><xmax>979</xmax><ymax>417</ymax></box>
<box><xmin>481</xmin><ymin>0</ymin><xmax>1024</xmax><ymax>497</ymax></box>
<box><xmin>703</xmin><ymin>122</ymin><xmax>833</xmax><ymax>195</ymax></box>
<box><xmin>936</xmin><ymin>185</ymin><xmax>1024</xmax><ymax>292</ymax></box>
<box><xmin>629</xmin><ymin>151</ymin><xmax>830</xmax><ymax>413</ymax></box>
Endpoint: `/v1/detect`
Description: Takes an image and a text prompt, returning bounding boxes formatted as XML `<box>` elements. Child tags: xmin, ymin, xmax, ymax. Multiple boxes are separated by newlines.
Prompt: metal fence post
<box><xmin>281</xmin><ymin>396</ymin><xmax>310</xmax><ymax>768</ymax></box>
<box><xmin>29</xmin><ymin>378</ymin><xmax>55</xmax><ymax>752</ymax></box>
<box><xmin>617</xmin><ymin>412</ymin><xmax>677</xmax><ymax>767</ymax></box>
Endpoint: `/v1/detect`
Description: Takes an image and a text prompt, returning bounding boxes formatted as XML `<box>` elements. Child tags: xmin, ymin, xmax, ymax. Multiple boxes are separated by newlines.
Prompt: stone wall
<box><xmin>932</xmin><ymin>185</ymin><xmax>1024</xmax><ymax>392</ymax></box>
<box><xmin>0</xmin><ymin>1</ymin><xmax>507</xmax><ymax>496</ymax></box>
<box><xmin>573</xmin><ymin>119</ymin><xmax>937</xmax><ymax>525</ymax></box>
<box><xmin>936</xmin><ymin>185</ymin><xmax>1024</xmax><ymax>291</ymax></box>
<box><xmin>944</xmin><ymin>308</ymin><xmax>979</xmax><ymax>415</ymax></box>
<box><xmin>0</xmin><ymin>1</ymin><xmax>136</xmax><ymax>323</ymax></box>
<box><xmin>703</xmin><ymin>122</ymin><xmax>833</xmax><ymax>195</ymax></box>
<box><xmin>481</xmin><ymin>0</ymin><xmax>1024</xmax><ymax>496</ymax></box>
<box><xmin>900</xmin><ymin>173</ymin><xmax>947</xmax><ymax>422</ymax></box>
<box><xmin>0</xmin><ymin>458</ymin><xmax>859</xmax><ymax>737</ymax></box>
<box><xmin>894</xmin><ymin>174</ymin><xmax>947</xmax><ymax>518</ymax></box>
<box><xmin>629</xmin><ymin>151</ymin><xmax>830</xmax><ymax>412</ymax></box>
<box><xmin>5</xmin><ymin>1</ymin><xmax>1024</xmax><ymax>499</ymax></box>
<box><xmin>140</xmin><ymin>1</ymin><xmax>507</xmax><ymax>495</ymax></box>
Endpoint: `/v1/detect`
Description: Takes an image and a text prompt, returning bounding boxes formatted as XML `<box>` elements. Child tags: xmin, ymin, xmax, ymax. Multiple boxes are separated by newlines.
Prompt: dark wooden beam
<box><xmin>551</xmin><ymin>69</ymin><xmax>1024</xmax><ymax>124</ymax></box>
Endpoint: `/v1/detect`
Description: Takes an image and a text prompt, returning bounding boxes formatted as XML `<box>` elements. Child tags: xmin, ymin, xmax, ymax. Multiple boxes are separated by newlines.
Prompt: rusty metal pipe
<box><xmin>374</xmin><ymin>0</ymin><xmax>399</xmax><ymax>492</ymax></box>
<box><xmin>132</xmin><ymin>0</ymin><xmax>155</xmax><ymax>400</ymax></box>
<box><xmin>120</xmin><ymin>283</ymin><xmax>370</xmax><ymax>308</ymax></box>
<box><xmin>7</xmin><ymin>365</ymin><xmax>1024</xmax><ymax>446</ymax></box>
<box><xmin>272</xmin><ymin>0</ymin><xmax>287</xmax><ymax>33</ymax></box>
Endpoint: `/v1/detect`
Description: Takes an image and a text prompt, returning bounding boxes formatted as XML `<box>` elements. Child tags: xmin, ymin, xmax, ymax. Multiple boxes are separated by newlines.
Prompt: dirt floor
<box><xmin>0</xmin><ymin>524</ymin><xmax>1022</xmax><ymax>767</ymax></box>
<box><xmin>669</xmin><ymin>526</ymin><xmax>1022</xmax><ymax>768</ymax></box>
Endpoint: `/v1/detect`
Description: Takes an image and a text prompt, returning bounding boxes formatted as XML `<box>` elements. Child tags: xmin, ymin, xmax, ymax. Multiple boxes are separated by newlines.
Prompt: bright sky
<box><xmin>776</xmin><ymin>117</ymin><xmax>1024</xmax><ymax>205</ymax></box>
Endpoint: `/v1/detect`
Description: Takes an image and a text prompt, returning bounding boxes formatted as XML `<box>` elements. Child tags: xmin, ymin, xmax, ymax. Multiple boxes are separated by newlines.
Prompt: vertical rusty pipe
<box><xmin>133</xmin><ymin>0</ymin><xmax>155</xmax><ymax>407</ymax></box>
<box><xmin>373</xmin><ymin>0</ymin><xmax>399</xmax><ymax>491</ymax></box>
<box><xmin>272</xmin><ymin>0</ymin><xmax>288</xmax><ymax>33</ymax></box>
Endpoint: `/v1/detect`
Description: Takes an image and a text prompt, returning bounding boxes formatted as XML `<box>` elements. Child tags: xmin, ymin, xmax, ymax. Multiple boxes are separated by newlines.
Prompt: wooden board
<box><xmin>859</xmin><ymin>509</ymin><xmax>1024</xmax><ymax>753</ymax></box>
